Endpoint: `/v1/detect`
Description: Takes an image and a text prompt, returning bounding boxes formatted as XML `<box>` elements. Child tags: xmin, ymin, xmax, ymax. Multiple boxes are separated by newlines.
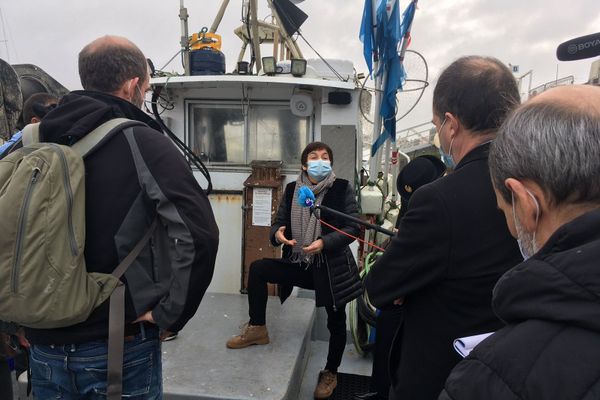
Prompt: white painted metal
<box><xmin>151</xmin><ymin>69</ymin><xmax>362</xmax><ymax>293</ymax></box>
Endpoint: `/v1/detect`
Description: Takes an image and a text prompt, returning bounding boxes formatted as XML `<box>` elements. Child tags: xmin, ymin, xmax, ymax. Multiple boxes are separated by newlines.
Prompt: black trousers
<box><xmin>0</xmin><ymin>358</ymin><xmax>13</xmax><ymax>399</ymax></box>
<box><xmin>370</xmin><ymin>307</ymin><xmax>404</xmax><ymax>398</ymax></box>
<box><xmin>248</xmin><ymin>258</ymin><xmax>347</xmax><ymax>372</ymax></box>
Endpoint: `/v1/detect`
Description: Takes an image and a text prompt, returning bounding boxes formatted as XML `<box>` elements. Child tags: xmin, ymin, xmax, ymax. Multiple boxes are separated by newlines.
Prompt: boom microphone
<box><xmin>297</xmin><ymin>185</ymin><xmax>394</xmax><ymax>236</ymax></box>
<box><xmin>556</xmin><ymin>32</ymin><xmax>600</xmax><ymax>61</ymax></box>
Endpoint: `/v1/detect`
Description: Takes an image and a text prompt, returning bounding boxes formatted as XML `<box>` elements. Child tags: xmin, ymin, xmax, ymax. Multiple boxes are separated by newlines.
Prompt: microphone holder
<box><xmin>312</xmin><ymin>204</ymin><xmax>395</xmax><ymax>237</ymax></box>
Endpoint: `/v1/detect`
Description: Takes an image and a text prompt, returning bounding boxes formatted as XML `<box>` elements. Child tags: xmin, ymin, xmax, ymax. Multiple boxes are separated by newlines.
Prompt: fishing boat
<box><xmin>1</xmin><ymin>1</ymin><xmax>425</xmax><ymax>398</ymax></box>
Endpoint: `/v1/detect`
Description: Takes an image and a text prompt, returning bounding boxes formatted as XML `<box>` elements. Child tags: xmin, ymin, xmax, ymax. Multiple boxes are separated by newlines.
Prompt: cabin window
<box><xmin>248</xmin><ymin>105</ymin><xmax>310</xmax><ymax>166</ymax></box>
<box><xmin>189</xmin><ymin>104</ymin><xmax>245</xmax><ymax>164</ymax></box>
<box><xmin>188</xmin><ymin>101</ymin><xmax>310</xmax><ymax>167</ymax></box>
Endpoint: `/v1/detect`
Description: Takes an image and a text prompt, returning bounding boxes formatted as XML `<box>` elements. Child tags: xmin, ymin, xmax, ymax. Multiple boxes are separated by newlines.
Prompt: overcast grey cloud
<box><xmin>0</xmin><ymin>0</ymin><xmax>598</xmax><ymax>128</ymax></box>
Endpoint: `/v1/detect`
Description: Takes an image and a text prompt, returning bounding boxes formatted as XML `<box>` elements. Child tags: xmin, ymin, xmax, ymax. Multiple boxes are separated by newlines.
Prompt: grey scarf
<box><xmin>290</xmin><ymin>171</ymin><xmax>336</xmax><ymax>264</ymax></box>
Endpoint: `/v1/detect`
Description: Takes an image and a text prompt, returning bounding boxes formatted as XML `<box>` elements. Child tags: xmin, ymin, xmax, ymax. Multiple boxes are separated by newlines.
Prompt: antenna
<box><xmin>0</xmin><ymin>8</ymin><xmax>10</xmax><ymax>62</ymax></box>
<box><xmin>179</xmin><ymin>0</ymin><xmax>190</xmax><ymax>75</ymax></box>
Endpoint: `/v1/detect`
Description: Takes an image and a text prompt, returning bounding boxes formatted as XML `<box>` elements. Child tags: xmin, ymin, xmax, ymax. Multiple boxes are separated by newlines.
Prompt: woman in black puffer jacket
<box><xmin>226</xmin><ymin>141</ymin><xmax>362</xmax><ymax>399</ymax></box>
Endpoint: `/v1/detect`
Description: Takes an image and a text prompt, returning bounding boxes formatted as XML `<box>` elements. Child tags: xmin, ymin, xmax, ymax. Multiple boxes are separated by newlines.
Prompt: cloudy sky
<box><xmin>0</xmin><ymin>0</ymin><xmax>598</xmax><ymax>128</ymax></box>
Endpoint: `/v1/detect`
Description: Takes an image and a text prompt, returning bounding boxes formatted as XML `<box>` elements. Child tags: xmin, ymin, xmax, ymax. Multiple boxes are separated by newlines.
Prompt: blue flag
<box><xmin>371</xmin><ymin>0</ymin><xmax>417</xmax><ymax>157</ymax></box>
<box><xmin>359</xmin><ymin>0</ymin><xmax>376</xmax><ymax>76</ymax></box>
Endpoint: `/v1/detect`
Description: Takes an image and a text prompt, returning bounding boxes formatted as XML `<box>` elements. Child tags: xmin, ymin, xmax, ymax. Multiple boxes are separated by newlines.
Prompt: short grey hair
<box><xmin>489</xmin><ymin>99</ymin><xmax>600</xmax><ymax>206</ymax></box>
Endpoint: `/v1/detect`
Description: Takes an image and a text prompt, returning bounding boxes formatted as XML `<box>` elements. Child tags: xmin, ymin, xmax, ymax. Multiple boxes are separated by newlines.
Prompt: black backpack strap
<box><xmin>106</xmin><ymin>218</ymin><xmax>158</xmax><ymax>400</ymax></box>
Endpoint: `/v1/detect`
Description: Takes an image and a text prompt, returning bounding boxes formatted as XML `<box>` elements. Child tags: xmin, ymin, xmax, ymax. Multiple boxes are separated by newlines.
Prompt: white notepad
<box><xmin>453</xmin><ymin>332</ymin><xmax>494</xmax><ymax>358</ymax></box>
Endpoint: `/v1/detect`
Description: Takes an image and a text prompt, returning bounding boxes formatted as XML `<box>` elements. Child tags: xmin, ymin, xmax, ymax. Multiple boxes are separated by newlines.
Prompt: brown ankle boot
<box><xmin>314</xmin><ymin>370</ymin><xmax>337</xmax><ymax>399</ymax></box>
<box><xmin>226</xmin><ymin>323</ymin><xmax>270</xmax><ymax>349</ymax></box>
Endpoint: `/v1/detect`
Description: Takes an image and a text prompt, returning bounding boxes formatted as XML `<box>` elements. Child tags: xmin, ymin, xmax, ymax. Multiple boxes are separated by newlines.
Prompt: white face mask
<box><xmin>511</xmin><ymin>190</ymin><xmax>540</xmax><ymax>260</ymax></box>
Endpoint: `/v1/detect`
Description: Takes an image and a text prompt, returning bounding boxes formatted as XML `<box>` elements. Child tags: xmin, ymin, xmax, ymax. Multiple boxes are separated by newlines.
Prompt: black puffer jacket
<box><xmin>270</xmin><ymin>179</ymin><xmax>362</xmax><ymax>310</ymax></box>
<box><xmin>440</xmin><ymin>208</ymin><xmax>600</xmax><ymax>400</ymax></box>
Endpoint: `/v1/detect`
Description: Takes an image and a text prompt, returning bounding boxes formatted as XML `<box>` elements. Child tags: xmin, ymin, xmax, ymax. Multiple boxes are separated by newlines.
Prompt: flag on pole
<box><xmin>371</xmin><ymin>0</ymin><xmax>417</xmax><ymax>157</ymax></box>
<box><xmin>359</xmin><ymin>0</ymin><xmax>376</xmax><ymax>76</ymax></box>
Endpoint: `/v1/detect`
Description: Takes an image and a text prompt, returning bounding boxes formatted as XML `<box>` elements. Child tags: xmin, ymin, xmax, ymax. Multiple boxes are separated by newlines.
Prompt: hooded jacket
<box><xmin>440</xmin><ymin>208</ymin><xmax>600</xmax><ymax>400</ymax></box>
<box><xmin>25</xmin><ymin>91</ymin><xmax>219</xmax><ymax>344</ymax></box>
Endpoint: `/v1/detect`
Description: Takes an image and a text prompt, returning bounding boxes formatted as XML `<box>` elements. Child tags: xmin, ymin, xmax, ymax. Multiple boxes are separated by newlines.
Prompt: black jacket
<box><xmin>365</xmin><ymin>143</ymin><xmax>522</xmax><ymax>400</ymax></box>
<box><xmin>271</xmin><ymin>179</ymin><xmax>362</xmax><ymax>310</ymax></box>
<box><xmin>440</xmin><ymin>208</ymin><xmax>600</xmax><ymax>400</ymax></box>
<box><xmin>25</xmin><ymin>91</ymin><xmax>219</xmax><ymax>344</ymax></box>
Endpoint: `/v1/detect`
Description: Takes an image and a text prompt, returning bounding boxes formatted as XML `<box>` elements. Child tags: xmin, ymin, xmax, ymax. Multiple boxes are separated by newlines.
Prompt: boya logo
<box><xmin>568</xmin><ymin>44</ymin><xmax>578</xmax><ymax>54</ymax></box>
<box><xmin>570</xmin><ymin>39</ymin><xmax>600</xmax><ymax>54</ymax></box>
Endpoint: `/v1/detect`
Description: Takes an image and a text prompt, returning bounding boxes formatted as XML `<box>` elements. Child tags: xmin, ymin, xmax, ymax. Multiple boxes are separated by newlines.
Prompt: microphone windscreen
<box><xmin>557</xmin><ymin>32</ymin><xmax>600</xmax><ymax>61</ymax></box>
<box><xmin>297</xmin><ymin>186</ymin><xmax>315</xmax><ymax>207</ymax></box>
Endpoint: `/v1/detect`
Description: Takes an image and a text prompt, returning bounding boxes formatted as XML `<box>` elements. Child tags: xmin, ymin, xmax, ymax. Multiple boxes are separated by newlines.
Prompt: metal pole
<box><xmin>397</xmin><ymin>0</ymin><xmax>417</xmax><ymax>62</ymax></box>
<box><xmin>179</xmin><ymin>0</ymin><xmax>190</xmax><ymax>75</ymax></box>
<box><xmin>382</xmin><ymin>139</ymin><xmax>391</xmax><ymax>197</ymax></box>
<box><xmin>368</xmin><ymin>0</ymin><xmax>383</xmax><ymax>182</ymax></box>
<box><xmin>237</xmin><ymin>41</ymin><xmax>248</xmax><ymax>63</ymax></box>
<box><xmin>250</xmin><ymin>0</ymin><xmax>262</xmax><ymax>73</ymax></box>
<box><xmin>267</xmin><ymin>0</ymin><xmax>303</xmax><ymax>59</ymax></box>
<box><xmin>372</xmin><ymin>71</ymin><xmax>387</xmax><ymax>179</ymax></box>
<box><xmin>210</xmin><ymin>0</ymin><xmax>231</xmax><ymax>33</ymax></box>
<box><xmin>272</xmin><ymin>14</ymin><xmax>280</xmax><ymax>62</ymax></box>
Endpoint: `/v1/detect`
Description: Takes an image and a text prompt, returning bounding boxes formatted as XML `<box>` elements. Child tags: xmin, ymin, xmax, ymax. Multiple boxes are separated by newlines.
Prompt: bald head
<box><xmin>529</xmin><ymin>85</ymin><xmax>600</xmax><ymax>115</ymax></box>
<box><xmin>78</xmin><ymin>35</ymin><xmax>148</xmax><ymax>94</ymax></box>
<box><xmin>433</xmin><ymin>55</ymin><xmax>520</xmax><ymax>135</ymax></box>
<box><xmin>83</xmin><ymin>36</ymin><xmax>140</xmax><ymax>57</ymax></box>
<box><xmin>490</xmin><ymin>84</ymin><xmax>600</xmax><ymax>206</ymax></box>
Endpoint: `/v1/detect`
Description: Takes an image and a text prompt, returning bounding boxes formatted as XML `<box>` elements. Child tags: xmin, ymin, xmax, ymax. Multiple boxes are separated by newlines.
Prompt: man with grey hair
<box><xmin>440</xmin><ymin>85</ymin><xmax>600</xmax><ymax>400</ymax></box>
<box><xmin>365</xmin><ymin>56</ymin><xmax>523</xmax><ymax>400</ymax></box>
<box><xmin>23</xmin><ymin>35</ymin><xmax>219</xmax><ymax>399</ymax></box>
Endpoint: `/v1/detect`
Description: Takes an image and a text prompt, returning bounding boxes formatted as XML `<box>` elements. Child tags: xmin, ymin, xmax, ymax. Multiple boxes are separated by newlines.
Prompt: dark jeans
<box><xmin>248</xmin><ymin>258</ymin><xmax>347</xmax><ymax>372</ymax></box>
<box><xmin>29</xmin><ymin>327</ymin><xmax>162</xmax><ymax>399</ymax></box>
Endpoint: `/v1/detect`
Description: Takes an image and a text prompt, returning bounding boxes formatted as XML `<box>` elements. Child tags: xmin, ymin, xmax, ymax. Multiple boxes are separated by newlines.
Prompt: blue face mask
<box><xmin>307</xmin><ymin>160</ymin><xmax>332</xmax><ymax>181</ymax></box>
<box><xmin>438</xmin><ymin>118</ymin><xmax>456</xmax><ymax>169</ymax></box>
<box><xmin>439</xmin><ymin>149</ymin><xmax>455</xmax><ymax>169</ymax></box>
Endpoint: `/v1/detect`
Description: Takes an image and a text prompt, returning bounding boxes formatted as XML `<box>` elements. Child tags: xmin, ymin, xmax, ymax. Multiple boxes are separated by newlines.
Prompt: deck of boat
<box><xmin>14</xmin><ymin>292</ymin><xmax>372</xmax><ymax>400</ymax></box>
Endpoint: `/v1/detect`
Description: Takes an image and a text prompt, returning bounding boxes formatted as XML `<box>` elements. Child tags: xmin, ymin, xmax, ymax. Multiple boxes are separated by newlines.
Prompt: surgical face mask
<box><xmin>438</xmin><ymin>118</ymin><xmax>455</xmax><ymax>169</ymax></box>
<box><xmin>133</xmin><ymin>84</ymin><xmax>146</xmax><ymax>109</ymax></box>
<box><xmin>306</xmin><ymin>159</ymin><xmax>332</xmax><ymax>182</ymax></box>
<box><xmin>511</xmin><ymin>191</ymin><xmax>540</xmax><ymax>260</ymax></box>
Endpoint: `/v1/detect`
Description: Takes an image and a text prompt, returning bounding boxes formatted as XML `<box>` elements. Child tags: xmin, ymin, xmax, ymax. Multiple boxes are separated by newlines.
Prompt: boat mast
<box><xmin>210</xmin><ymin>0</ymin><xmax>231</xmax><ymax>33</ymax></box>
<box><xmin>179</xmin><ymin>0</ymin><xmax>190</xmax><ymax>75</ymax></box>
<box><xmin>368</xmin><ymin>0</ymin><xmax>385</xmax><ymax>182</ymax></box>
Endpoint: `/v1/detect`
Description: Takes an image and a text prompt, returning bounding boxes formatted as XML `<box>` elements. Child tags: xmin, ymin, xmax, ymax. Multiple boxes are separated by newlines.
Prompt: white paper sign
<box><xmin>252</xmin><ymin>187</ymin><xmax>272</xmax><ymax>227</ymax></box>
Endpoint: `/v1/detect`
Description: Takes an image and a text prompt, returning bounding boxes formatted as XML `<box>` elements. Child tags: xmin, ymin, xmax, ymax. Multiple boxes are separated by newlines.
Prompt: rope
<box><xmin>318</xmin><ymin>218</ymin><xmax>386</xmax><ymax>252</ymax></box>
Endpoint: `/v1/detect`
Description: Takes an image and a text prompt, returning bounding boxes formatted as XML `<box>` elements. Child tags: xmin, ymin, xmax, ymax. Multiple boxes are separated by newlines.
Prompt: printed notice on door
<box><xmin>252</xmin><ymin>187</ymin><xmax>272</xmax><ymax>226</ymax></box>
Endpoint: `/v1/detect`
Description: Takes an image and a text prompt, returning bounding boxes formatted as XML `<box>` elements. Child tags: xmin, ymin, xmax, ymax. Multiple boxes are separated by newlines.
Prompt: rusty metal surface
<box><xmin>206</xmin><ymin>192</ymin><xmax>244</xmax><ymax>294</ymax></box>
<box><xmin>242</xmin><ymin>162</ymin><xmax>285</xmax><ymax>294</ymax></box>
